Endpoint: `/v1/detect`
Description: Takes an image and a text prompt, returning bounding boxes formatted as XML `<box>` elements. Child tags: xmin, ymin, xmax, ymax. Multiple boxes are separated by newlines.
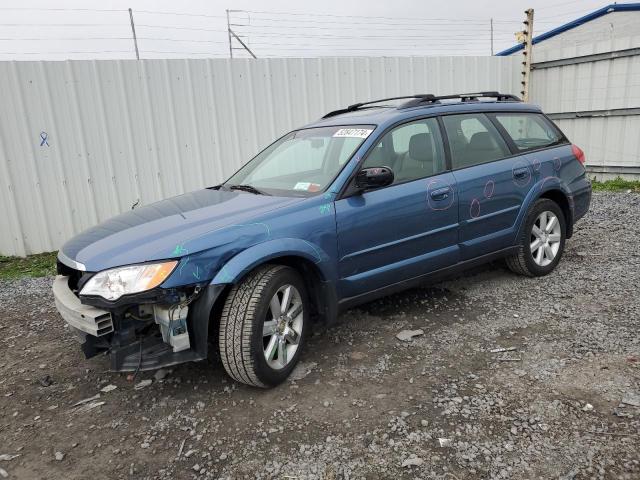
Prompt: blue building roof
<box><xmin>496</xmin><ymin>3</ymin><xmax>640</xmax><ymax>56</ymax></box>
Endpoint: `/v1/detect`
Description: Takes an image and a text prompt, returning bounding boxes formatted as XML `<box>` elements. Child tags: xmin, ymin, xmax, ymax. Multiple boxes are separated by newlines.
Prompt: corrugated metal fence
<box><xmin>530</xmin><ymin>34</ymin><xmax>640</xmax><ymax>179</ymax></box>
<box><xmin>0</xmin><ymin>56</ymin><xmax>520</xmax><ymax>256</ymax></box>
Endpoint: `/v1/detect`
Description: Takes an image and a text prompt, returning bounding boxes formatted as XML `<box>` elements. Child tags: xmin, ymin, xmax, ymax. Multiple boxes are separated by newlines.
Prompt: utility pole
<box><xmin>229</xmin><ymin>30</ymin><xmax>257</xmax><ymax>59</ymax></box>
<box><xmin>128</xmin><ymin>8</ymin><xmax>140</xmax><ymax>60</ymax></box>
<box><xmin>226</xmin><ymin>9</ymin><xmax>233</xmax><ymax>58</ymax></box>
<box><xmin>490</xmin><ymin>18</ymin><xmax>494</xmax><ymax>55</ymax></box>
<box><xmin>521</xmin><ymin>8</ymin><xmax>534</xmax><ymax>101</ymax></box>
<box><xmin>226</xmin><ymin>9</ymin><xmax>257</xmax><ymax>59</ymax></box>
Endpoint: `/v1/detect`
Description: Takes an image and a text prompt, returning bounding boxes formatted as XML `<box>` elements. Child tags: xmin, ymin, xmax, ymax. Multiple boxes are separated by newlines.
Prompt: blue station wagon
<box><xmin>53</xmin><ymin>92</ymin><xmax>591</xmax><ymax>387</ymax></box>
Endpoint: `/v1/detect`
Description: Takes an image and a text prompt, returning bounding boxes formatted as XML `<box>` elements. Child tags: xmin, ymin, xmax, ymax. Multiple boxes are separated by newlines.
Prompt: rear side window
<box><xmin>494</xmin><ymin>113</ymin><xmax>563</xmax><ymax>152</ymax></box>
<box><xmin>442</xmin><ymin>113</ymin><xmax>510</xmax><ymax>169</ymax></box>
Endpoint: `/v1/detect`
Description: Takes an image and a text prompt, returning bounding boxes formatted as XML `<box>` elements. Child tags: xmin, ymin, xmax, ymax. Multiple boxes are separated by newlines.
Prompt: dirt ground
<box><xmin>1</xmin><ymin>192</ymin><xmax>639</xmax><ymax>480</ymax></box>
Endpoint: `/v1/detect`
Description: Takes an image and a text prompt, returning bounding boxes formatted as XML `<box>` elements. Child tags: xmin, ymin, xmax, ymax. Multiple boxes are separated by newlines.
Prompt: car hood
<box><xmin>59</xmin><ymin>188</ymin><xmax>302</xmax><ymax>272</ymax></box>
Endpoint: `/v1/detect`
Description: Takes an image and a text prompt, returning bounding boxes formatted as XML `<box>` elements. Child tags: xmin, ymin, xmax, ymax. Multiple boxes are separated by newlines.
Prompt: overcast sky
<box><xmin>0</xmin><ymin>0</ymin><xmax>608</xmax><ymax>60</ymax></box>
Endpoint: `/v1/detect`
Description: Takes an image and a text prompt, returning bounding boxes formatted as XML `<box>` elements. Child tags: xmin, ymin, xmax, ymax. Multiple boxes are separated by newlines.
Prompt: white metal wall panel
<box><xmin>530</xmin><ymin>34</ymin><xmax>640</xmax><ymax>175</ymax></box>
<box><xmin>552</xmin><ymin>116</ymin><xmax>640</xmax><ymax>171</ymax></box>
<box><xmin>531</xmin><ymin>34</ymin><xmax>640</xmax><ymax>112</ymax></box>
<box><xmin>530</xmin><ymin>12</ymin><xmax>640</xmax><ymax>62</ymax></box>
<box><xmin>0</xmin><ymin>56</ymin><xmax>520</xmax><ymax>256</ymax></box>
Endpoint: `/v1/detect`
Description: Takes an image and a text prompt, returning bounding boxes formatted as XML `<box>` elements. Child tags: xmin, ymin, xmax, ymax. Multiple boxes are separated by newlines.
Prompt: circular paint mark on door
<box><xmin>469</xmin><ymin>198</ymin><xmax>481</xmax><ymax>219</ymax></box>
<box><xmin>483</xmin><ymin>180</ymin><xmax>495</xmax><ymax>198</ymax></box>
<box><xmin>532</xmin><ymin>158</ymin><xmax>541</xmax><ymax>171</ymax></box>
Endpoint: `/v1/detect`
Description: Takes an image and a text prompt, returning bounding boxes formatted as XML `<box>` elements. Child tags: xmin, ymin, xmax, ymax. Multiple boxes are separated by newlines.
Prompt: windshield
<box><xmin>224</xmin><ymin>125</ymin><xmax>374</xmax><ymax>196</ymax></box>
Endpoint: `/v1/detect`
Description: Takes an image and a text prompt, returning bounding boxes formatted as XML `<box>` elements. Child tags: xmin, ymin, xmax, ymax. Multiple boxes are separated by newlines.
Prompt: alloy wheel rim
<box><xmin>262</xmin><ymin>284</ymin><xmax>303</xmax><ymax>370</ymax></box>
<box><xmin>530</xmin><ymin>210</ymin><xmax>561</xmax><ymax>267</ymax></box>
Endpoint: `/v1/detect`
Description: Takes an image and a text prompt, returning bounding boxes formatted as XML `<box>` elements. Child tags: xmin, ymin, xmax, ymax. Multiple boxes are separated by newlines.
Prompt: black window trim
<box><xmin>438</xmin><ymin>111</ymin><xmax>571</xmax><ymax>174</ymax></box>
<box><xmin>336</xmin><ymin>109</ymin><xmax>572</xmax><ymax>198</ymax></box>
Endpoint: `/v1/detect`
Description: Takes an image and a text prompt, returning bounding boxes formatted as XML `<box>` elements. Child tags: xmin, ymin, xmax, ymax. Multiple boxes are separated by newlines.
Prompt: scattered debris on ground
<box><xmin>0</xmin><ymin>193</ymin><xmax>639</xmax><ymax>479</ymax></box>
<box><xmin>395</xmin><ymin>328</ymin><xmax>425</xmax><ymax>341</ymax></box>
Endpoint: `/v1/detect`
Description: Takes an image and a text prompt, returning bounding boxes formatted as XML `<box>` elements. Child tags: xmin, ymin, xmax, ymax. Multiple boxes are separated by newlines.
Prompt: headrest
<box><xmin>469</xmin><ymin>131</ymin><xmax>496</xmax><ymax>151</ymax></box>
<box><xmin>408</xmin><ymin>133</ymin><xmax>434</xmax><ymax>163</ymax></box>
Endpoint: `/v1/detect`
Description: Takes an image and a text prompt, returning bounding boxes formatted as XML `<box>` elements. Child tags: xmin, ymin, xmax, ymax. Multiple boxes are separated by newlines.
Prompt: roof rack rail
<box><xmin>322</xmin><ymin>94</ymin><xmax>436</xmax><ymax>118</ymax></box>
<box><xmin>399</xmin><ymin>91</ymin><xmax>521</xmax><ymax>109</ymax></box>
<box><xmin>321</xmin><ymin>91</ymin><xmax>521</xmax><ymax>118</ymax></box>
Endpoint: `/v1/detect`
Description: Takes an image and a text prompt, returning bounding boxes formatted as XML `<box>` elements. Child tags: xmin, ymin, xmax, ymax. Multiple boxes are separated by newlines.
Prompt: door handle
<box><xmin>430</xmin><ymin>187</ymin><xmax>450</xmax><ymax>201</ymax></box>
<box><xmin>513</xmin><ymin>167</ymin><xmax>529</xmax><ymax>179</ymax></box>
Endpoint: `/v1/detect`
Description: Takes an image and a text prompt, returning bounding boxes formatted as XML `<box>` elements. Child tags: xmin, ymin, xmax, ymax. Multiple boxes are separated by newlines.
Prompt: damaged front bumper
<box><xmin>52</xmin><ymin>275</ymin><xmax>225</xmax><ymax>372</ymax></box>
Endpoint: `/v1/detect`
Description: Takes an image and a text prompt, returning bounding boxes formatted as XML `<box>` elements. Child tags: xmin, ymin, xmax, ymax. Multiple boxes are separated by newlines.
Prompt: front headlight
<box><xmin>80</xmin><ymin>261</ymin><xmax>178</xmax><ymax>301</ymax></box>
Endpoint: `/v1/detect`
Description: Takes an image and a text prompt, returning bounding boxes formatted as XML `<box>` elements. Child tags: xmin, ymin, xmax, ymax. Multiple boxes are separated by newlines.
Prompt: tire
<box><xmin>506</xmin><ymin>198</ymin><xmax>566</xmax><ymax>277</ymax></box>
<box><xmin>218</xmin><ymin>264</ymin><xmax>308</xmax><ymax>388</ymax></box>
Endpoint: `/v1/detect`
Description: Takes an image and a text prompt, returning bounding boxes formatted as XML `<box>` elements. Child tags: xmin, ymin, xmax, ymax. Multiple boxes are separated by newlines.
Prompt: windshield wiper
<box><xmin>227</xmin><ymin>184</ymin><xmax>270</xmax><ymax>195</ymax></box>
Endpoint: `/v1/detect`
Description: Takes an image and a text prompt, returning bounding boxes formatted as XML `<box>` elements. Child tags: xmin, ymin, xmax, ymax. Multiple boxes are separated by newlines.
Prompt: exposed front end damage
<box><xmin>52</xmin><ymin>264</ymin><xmax>225</xmax><ymax>372</ymax></box>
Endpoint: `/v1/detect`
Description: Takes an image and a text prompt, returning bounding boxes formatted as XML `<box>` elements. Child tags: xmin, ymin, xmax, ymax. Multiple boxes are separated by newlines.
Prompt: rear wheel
<box><xmin>506</xmin><ymin>198</ymin><xmax>566</xmax><ymax>277</ymax></box>
<box><xmin>218</xmin><ymin>264</ymin><xmax>308</xmax><ymax>388</ymax></box>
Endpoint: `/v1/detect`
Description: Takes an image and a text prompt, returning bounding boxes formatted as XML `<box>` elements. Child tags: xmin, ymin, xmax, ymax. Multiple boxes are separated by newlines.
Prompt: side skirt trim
<box><xmin>338</xmin><ymin>246</ymin><xmax>519</xmax><ymax>311</ymax></box>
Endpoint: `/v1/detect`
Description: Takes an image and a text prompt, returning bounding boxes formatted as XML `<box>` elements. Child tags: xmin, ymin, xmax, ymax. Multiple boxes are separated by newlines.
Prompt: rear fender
<box><xmin>514</xmin><ymin>177</ymin><xmax>573</xmax><ymax>242</ymax></box>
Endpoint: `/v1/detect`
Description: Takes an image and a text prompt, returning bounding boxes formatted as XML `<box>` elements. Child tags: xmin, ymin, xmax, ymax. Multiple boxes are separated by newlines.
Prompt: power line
<box><xmin>241</xmin><ymin>31</ymin><xmax>515</xmax><ymax>40</ymax></box>
<box><xmin>142</xmin><ymin>50</ymin><xmax>227</xmax><ymax>56</ymax></box>
<box><xmin>136</xmin><ymin>24</ymin><xmax>227</xmax><ymax>33</ymax></box>
<box><xmin>230</xmin><ymin>22</ymin><xmax>512</xmax><ymax>33</ymax></box>
<box><xmin>0</xmin><ymin>7</ymin><xmax>125</xmax><ymax>12</ymax></box>
<box><xmin>0</xmin><ymin>23</ymin><xmax>127</xmax><ymax>27</ymax></box>
<box><xmin>0</xmin><ymin>50</ymin><xmax>133</xmax><ymax>55</ymax></box>
<box><xmin>245</xmin><ymin>39</ymin><xmax>503</xmax><ymax>47</ymax></box>
<box><xmin>135</xmin><ymin>10</ymin><xmax>225</xmax><ymax>19</ymax></box>
<box><xmin>242</xmin><ymin>9</ymin><xmax>523</xmax><ymax>23</ymax></box>
<box><xmin>537</xmin><ymin>6</ymin><xmax>598</xmax><ymax>20</ymax></box>
<box><xmin>243</xmin><ymin>15</ymin><xmax>503</xmax><ymax>27</ymax></box>
<box><xmin>0</xmin><ymin>37</ymin><xmax>225</xmax><ymax>44</ymax></box>
<box><xmin>247</xmin><ymin>45</ymin><xmax>490</xmax><ymax>52</ymax></box>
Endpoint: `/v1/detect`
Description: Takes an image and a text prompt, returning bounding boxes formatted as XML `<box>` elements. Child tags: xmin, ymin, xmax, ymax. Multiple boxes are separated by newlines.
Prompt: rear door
<box><xmin>442</xmin><ymin>112</ymin><xmax>535</xmax><ymax>260</ymax></box>
<box><xmin>335</xmin><ymin>117</ymin><xmax>459</xmax><ymax>299</ymax></box>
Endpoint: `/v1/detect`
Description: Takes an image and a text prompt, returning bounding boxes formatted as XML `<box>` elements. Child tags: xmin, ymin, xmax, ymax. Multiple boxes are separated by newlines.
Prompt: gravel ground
<box><xmin>0</xmin><ymin>192</ymin><xmax>639</xmax><ymax>480</ymax></box>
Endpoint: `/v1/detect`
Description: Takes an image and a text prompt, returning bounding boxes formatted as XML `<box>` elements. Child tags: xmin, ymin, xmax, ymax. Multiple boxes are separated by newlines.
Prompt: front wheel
<box><xmin>218</xmin><ymin>264</ymin><xmax>308</xmax><ymax>388</ymax></box>
<box><xmin>506</xmin><ymin>198</ymin><xmax>566</xmax><ymax>277</ymax></box>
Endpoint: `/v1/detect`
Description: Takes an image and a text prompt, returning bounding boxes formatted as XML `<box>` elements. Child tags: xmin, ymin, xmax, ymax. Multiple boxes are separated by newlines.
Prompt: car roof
<box><xmin>305</xmin><ymin>100</ymin><xmax>544</xmax><ymax>131</ymax></box>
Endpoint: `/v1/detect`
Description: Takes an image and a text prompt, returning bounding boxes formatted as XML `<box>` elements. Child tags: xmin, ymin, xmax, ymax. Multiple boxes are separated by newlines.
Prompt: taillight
<box><xmin>572</xmin><ymin>144</ymin><xmax>585</xmax><ymax>165</ymax></box>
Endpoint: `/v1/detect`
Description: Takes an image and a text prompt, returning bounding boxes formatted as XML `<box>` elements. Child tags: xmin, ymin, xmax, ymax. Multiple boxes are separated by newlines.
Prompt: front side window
<box><xmin>494</xmin><ymin>113</ymin><xmax>564</xmax><ymax>151</ymax></box>
<box><xmin>362</xmin><ymin>118</ymin><xmax>446</xmax><ymax>184</ymax></box>
<box><xmin>442</xmin><ymin>113</ymin><xmax>510</xmax><ymax>169</ymax></box>
<box><xmin>225</xmin><ymin>125</ymin><xmax>373</xmax><ymax>196</ymax></box>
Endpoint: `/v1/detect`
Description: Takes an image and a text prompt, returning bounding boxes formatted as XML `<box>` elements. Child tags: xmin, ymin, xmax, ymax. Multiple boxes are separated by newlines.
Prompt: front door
<box><xmin>335</xmin><ymin>117</ymin><xmax>459</xmax><ymax>300</ymax></box>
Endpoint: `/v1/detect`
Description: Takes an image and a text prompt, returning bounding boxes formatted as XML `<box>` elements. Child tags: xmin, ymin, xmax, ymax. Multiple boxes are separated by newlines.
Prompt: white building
<box><xmin>498</xmin><ymin>3</ymin><xmax>640</xmax><ymax>179</ymax></box>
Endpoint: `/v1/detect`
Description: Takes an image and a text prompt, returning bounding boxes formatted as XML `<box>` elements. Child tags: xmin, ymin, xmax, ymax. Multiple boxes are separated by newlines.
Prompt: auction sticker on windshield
<box><xmin>333</xmin><ymin>128</ymin><xmax>373</xmax><ymax>138</ymax></box>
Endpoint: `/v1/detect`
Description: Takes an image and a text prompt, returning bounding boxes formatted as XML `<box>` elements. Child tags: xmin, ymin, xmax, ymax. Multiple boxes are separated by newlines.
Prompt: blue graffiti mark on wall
<box><xmin>39</xmin><ymin>131</ymin><xmax>49</xmax><ymax>147</ymax></box>
<box><xmin>319</xmin><ymin>203</ymin><xmax>331</xmax><ymax>215</ymax></box>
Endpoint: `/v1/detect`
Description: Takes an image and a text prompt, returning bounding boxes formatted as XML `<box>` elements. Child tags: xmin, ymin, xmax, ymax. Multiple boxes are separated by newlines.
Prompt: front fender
<box><xmin>210</xmin><ymin>238</ymin><xmax>335</xmax><ymax>285</ymax></box>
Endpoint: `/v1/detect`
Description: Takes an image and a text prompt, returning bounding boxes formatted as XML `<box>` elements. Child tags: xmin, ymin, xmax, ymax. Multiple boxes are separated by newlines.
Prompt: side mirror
<box><xmin>355</xmin><ymin>166</ymin><xmax>394</xmax><ymax>191</ymax></box>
